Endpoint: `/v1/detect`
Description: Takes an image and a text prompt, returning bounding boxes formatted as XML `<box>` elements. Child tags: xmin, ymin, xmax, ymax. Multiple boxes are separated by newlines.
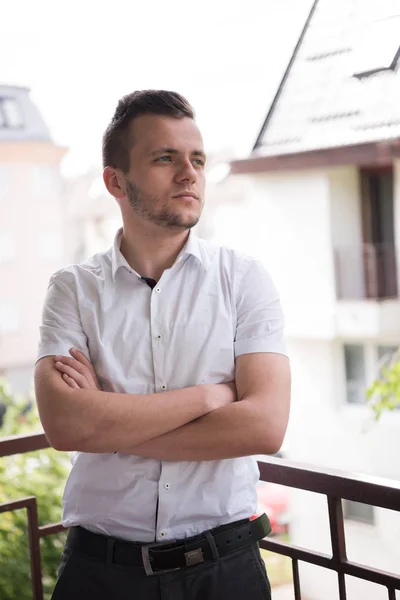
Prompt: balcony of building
<box><xmin>334</xmin><ymin>243</ymin><xmax>400</xmax><ymax>338</ymax></box>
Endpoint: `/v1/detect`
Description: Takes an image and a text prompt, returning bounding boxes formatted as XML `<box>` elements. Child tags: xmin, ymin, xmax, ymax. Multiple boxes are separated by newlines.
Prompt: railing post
<box><xmin>327</xmin><ymin>496</ymin><xmax>347</xmax><ymax>600</ymax></box>
<box><xmin>27</xmin><ymin>497</ymin><xmax>44</xmax><ymax>600</ymax></box>
<box><xmin>292</xmin><ymin>558</ymin><xmax>301</xmax><ymax>600</ymax></box>
<box><xmin>0</xmin><ymin>497</ymin><xmax>46</xmax><ymax>600</ymax></box>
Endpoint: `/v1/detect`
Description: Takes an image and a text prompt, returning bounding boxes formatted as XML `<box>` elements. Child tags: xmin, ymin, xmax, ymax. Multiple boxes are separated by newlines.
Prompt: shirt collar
<box><xmin>111</xmin><ymin>228</ymin><xmax>206</xmax><ymax>281</ymax></box>
<box><xmin>180</xmin><ymin>229</ymin><xmax>204</xmax><ymax>266</ymax></box>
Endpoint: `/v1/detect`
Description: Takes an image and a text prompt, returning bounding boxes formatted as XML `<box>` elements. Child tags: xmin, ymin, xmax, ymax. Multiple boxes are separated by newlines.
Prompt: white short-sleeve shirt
<box><xmin>37</xmin><ymin>229</ymin><xmax>287</xmax><ymax>542</ymax></box>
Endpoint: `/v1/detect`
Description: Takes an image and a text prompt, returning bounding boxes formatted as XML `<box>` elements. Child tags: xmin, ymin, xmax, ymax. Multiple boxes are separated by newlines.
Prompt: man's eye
<box><xmin>193</xmin><ymin>159</ymin><xmax>205</xmax><ymax>167</ymax></box>
<box><xmin>156</xmin><ymin>156</ymin><xmax>172</xmax><ymax>162</ymax></box>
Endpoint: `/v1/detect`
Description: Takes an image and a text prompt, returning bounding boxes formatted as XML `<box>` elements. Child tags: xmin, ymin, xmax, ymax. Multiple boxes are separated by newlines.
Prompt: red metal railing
<box><xmin>2</xmin><ymin>432</ymin><xmax>400</xmax><ymax>600</ymax></box>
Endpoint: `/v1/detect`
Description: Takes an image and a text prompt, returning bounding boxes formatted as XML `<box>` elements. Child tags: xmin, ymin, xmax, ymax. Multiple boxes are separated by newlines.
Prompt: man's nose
<box><xmin>175</xmin><ymin>160</ymin><xmax>197</xmax><ymax>182</ymax></box>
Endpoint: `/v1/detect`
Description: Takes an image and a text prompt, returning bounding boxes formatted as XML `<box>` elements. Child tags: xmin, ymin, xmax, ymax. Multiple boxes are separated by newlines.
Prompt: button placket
<box><xmin>150</xmin><ymin>281</ymin><xmax>166</xmax><ymax>395</ymax></box>
<box><xmin>157</xmin><ymin>463</ymin><xmax>178</xmax><ymax>541</ymax></box>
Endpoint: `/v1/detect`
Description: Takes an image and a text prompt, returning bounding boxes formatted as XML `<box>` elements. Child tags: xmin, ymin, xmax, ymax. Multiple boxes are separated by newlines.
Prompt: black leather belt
<box><xmin>66</xmin><ymin>514</ymin><xmax>271</xmax><ymax>575</ymax></box>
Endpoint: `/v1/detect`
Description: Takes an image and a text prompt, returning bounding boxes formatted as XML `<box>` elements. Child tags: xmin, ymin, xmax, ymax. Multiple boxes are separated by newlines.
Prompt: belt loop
<box><xmin>106</xmin><ymin>538</ymin><xmax>115</xmax><ymax>567</ymax></box>
<box><xmin>204</xmin><ymin>530</ymin><xmax>220</xmax><ymax>562</ymax></box>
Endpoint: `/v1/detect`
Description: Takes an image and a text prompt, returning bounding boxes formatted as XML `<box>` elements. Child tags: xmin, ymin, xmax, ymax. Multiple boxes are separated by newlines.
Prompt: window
<box><xmin>377</xmin><ymin>345</ymin><xmax>398</xmax><ymax>363</ymax></box>
<box><xmin>0</xmin><ymin>97</ymin><xmax>23</xmax><ymax>129</ymax></box>
<box><xmin>344</xmin><ymin>500</ymin><xmax>374</xmax><ymax>525</ymax></box>
<box><xmin>344</xmin><ymin>344</ymin><xmax>366</xmax><ymax>404</ymax></box>
<box><xmin>360</xmin><ymin>167</ymin><xmax>396</xmax><ymax>299</ymax></box>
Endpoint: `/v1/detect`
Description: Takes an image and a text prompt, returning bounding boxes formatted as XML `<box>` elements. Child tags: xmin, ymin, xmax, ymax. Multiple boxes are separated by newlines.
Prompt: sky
<box><xmin>2</xmin><ymin>0</ymin><xmax>314</xmax><ymax>177</ymax></box>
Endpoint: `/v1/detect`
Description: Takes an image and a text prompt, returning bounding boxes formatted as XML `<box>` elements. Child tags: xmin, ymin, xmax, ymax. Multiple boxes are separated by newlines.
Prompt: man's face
<box><xmin>123</xmin><ymin>114</ymin><xmax>206</xmax><ymax>230</ymax></box>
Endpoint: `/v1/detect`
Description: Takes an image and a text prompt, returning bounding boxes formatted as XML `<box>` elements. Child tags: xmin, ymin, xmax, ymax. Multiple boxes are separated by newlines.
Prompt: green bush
<box><xmin>367</xmin><ymin>350</ymin><xmax>400</xmax><ymax>420</ymax></box>
<box><xmin>0</xmin><ymin>378</ymin><xmax>70</xmax><ymax>600</ymax></box>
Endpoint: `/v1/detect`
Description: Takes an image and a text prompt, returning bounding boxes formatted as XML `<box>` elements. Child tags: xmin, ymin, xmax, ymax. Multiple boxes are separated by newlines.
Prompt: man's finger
<box><xmin>55</xmin><ymin>355</ymin><xmax>89</xmax><ymax>376</ymax></box>
<box><xmin>62</xmin><ymin>373</ymin><xmax>80</xmax><ymax>389</ymax></box>
<box><xmin>55</xmin><ymin>361</ymin><xmax>88</xmax><ymax>387</ymax></box>
<box><xmin>69</xmin><ymin>348</ymin><xmax>94</xmax><ymax>370</ymax></box>
<box><xmin>69</xmin><ymin>348</ymin><xmax>100</xmax><ymax>387</ymax></box>
<box><xmin>55</xmin><ymin>353</ymin><xmax>100</xmax><ymax>390</ymax></box>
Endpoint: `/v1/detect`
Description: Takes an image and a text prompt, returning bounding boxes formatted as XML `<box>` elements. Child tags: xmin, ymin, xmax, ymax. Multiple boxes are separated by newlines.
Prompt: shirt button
<box><xmin>164</xmin><ymin>483</ymin><xmax>170</xmax><ymax>490</ymax></box>
<box><xmin>156</xmin><ymin>335</ymin><xmax>162</xmax><ymax>340</ymax></box>
<box><xmin>155</xmin><ymin>287</ymin><xmax>161</xmax><ymax>293</ymax></box>
<box><xmin>160</xmin><ymin>531</ymin><xmax>166</xmax><ymax>538</ymax></box>
<box><xmin>161</xmin><ymin>385</ymin><xmax>166</xmax><ymax>390</ymax></box>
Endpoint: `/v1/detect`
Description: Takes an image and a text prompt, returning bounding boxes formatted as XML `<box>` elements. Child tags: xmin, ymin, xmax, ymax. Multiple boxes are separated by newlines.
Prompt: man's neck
<box><xmin>120</xmin><ymin>218</ymin><xmax>190</xmax><ymax>282</ymax></box>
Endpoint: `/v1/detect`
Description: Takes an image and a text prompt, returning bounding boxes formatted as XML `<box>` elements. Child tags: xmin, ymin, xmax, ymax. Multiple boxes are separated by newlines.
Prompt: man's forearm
<box><xmin>42</xmin><ymin>386</ymin><xmax>213</xmax><ymax>453</ymax></box>
<box><xmin>125</xmin><ymin>396</ymin><xmax>282</xmax><ymax>461</ymax></box>
<box><xmin>35</xmin><ymin>358</ymin><xmax>235</xmax><ymax>453</ymax></box>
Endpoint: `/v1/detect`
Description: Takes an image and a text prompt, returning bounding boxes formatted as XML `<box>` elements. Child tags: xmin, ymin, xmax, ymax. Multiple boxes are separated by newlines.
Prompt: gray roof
<box><xmin>255</xmin><ymin>0</ymin><xmax>400</xmax><ymax>156</ymax></box>
<box><xmin>0</xmin><ymin>85</ymin><xmax>51</xmax><ymax>142</ymax></box>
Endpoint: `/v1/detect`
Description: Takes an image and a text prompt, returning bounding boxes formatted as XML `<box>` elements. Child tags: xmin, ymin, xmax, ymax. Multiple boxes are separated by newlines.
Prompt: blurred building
<box><xmin>0</xmin><ymin>85</ymin><xmax>67</xmax><ymax>393</ymax></box>
<box><xmin>66</xmin><ymin>169</ymin><xmax>121</xmax><ymax>262</ymax></box>
<box><xmin>207</xmin><ymin>1</ymin><xmax>400</xmax><ymax>598</ymax></box>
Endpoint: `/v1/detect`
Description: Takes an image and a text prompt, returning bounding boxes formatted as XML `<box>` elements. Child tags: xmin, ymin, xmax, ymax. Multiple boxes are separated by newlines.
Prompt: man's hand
<box><xmin>54</xmin><ymin>348</ymin><xmax>101</xmax><ymax>390</ymax></box>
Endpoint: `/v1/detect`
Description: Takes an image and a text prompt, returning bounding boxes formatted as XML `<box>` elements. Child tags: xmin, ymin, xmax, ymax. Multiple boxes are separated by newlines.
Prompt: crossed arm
<box><xmin>126</xmin><ymin>351</ymin><xmax>290</xmax><ymax>460</ymax></box>
<box><xmin>35</xmin><ymin>348</ymin><xmax>291</xmax><ymax>461</ymax></box>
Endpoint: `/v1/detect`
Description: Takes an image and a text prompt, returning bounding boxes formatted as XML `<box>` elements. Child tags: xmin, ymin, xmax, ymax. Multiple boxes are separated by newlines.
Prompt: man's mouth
<box><xmin>172</xmin><ymin>191</ymin><xmax>198</xmax><ymax>200</ymax></box>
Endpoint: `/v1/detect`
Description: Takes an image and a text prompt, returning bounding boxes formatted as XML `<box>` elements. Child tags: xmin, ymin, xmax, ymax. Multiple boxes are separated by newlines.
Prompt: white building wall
<box><xmin>328</xmin><ymin>166</ymin><xmax>362</xmax><ymax>250</ymax></box>
<box><xmin>0</xmin><ymin>159</ymin><xmax>67</xmax><ymax>390</ymax></box>
<box><xmin>328</xmin><ymin>166</ymin><xmax>364</xmax><ymax>299</ymax></box>
<box><xmin>329</xmin><ymin>163</ymin><xmax>400</xmax><ymax>338</ymax></box>
<box><xmin>208</xmin><ymin>165</ymin><xmax>400</xmax><ymax>600</ymax></box>
<box><xmin>213</xmin><ymin>170</ymin><xmax>337</xmax><ymax>340</ymax></box>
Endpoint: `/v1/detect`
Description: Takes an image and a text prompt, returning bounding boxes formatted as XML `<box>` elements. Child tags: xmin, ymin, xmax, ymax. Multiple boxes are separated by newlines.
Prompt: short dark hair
<box><xmin>102</xmin><ymin>90</ymin><xmax>195</xmax><ymax>172</ymax></box>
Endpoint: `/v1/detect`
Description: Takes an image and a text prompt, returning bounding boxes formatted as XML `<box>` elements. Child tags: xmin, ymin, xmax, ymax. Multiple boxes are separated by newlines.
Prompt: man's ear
<box><xmin>103</xmin><ymin>167</ymin><xmax>126</xmax><ymax>200</ymax></box>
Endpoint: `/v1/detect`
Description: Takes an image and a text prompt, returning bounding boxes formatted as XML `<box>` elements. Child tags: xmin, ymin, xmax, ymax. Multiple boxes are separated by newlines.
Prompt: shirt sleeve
<box><xmin>234</xmin><ymin>257</ymin><xmax>288</xmax><ymax>358</ymax></box>
<box><xmin>36</xmin><ymin>269</ymin><xmax>89</xmax><ymax>362</ymax></box>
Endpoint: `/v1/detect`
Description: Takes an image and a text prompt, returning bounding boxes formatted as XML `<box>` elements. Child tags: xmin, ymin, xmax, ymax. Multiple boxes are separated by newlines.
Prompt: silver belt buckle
<box><xmin>141</xmin><ymin>539</ymin><xmax>180</xmax><ymax>576</ymax></box>
<box><xmin>141</xmin><ymin>540</ymin><xmax>205</xmax><ymax>575</ymax></box>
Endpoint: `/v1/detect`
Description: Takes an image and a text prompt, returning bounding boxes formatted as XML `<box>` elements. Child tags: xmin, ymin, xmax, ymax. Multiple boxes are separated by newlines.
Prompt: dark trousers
<box><xmin>51</xmin><ymin>533</ymin><xmax>272</xmax><ymax>600</ymax></box>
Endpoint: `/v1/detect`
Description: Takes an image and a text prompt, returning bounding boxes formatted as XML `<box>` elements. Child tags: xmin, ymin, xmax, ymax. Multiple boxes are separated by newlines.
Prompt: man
<box><xmin>35</xmin><ymin>90</ymin><xmax>290</xmax><ymax>600</ymax></box>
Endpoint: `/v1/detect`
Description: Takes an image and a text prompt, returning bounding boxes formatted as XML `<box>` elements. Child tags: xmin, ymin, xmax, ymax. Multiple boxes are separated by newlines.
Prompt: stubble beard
<box><xmin>125</xmin><ymin>180</ymin><xmax>201</xmax><ymax>230</ymax></box>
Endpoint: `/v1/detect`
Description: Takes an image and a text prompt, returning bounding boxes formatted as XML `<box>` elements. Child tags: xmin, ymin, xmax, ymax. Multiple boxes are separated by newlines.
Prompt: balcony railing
<box><xmin>335</xmin><ymin>243</ymin><xmax>398</xmax><ymax>300</ymax></box>
<box><xmin>2</xmin><ymin>432</ymin><xmax>400</xmax><ymax>600</ymax></box>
